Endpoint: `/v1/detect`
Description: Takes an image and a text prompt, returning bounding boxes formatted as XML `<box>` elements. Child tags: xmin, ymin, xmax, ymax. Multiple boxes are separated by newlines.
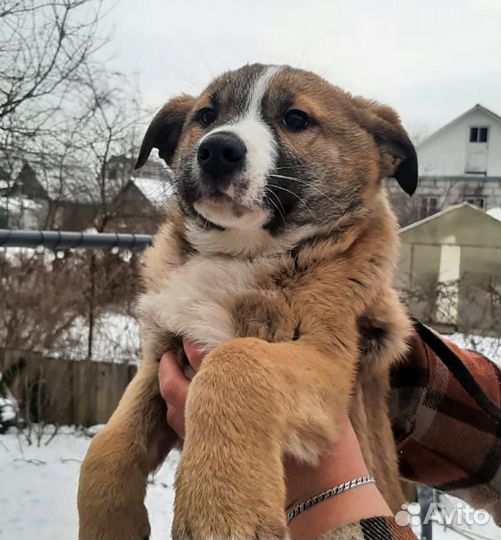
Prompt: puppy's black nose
<box><xmin>197</xmin><ymin>132</ymin><xmax>246</xmax><ymax>181</ymax></box>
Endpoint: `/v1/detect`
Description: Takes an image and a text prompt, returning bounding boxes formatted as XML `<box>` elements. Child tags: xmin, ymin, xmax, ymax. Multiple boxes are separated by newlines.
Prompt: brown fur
<box><xmin>78</xmin><ymin>65</ymin><xmax>415</xmax><ymax>539</ymax></box>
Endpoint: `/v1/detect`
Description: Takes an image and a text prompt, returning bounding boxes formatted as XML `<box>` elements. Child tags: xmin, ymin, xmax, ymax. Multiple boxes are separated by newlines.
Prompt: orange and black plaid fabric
<box><xmin>391</xmin><ymin>320</ymin><xmax>501</xmax><ymax>526</ymax></box>
<box><xmin>320</xmin><ymin>516</ymin><xmax>418</xmax><ymax>539</ymax></box>
<box><xmin>322</xmin><ymin>322</ymin><xmax>500</xmax><ymax>539</ymax></box>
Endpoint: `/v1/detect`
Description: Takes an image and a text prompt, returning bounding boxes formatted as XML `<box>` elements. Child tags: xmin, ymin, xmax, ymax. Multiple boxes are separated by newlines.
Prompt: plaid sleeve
<box><xmin>390</xmin><ymin>320</ymin><xmax>501</xmax><ymax>525</ymax></box>
<box><xmin>318</xmin><ymin>517</ymin><xmax>416</xmax><ymax>539</ymax></box>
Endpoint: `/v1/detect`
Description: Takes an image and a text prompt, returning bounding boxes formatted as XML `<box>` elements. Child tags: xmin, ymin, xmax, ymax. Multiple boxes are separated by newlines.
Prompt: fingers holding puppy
<box><xmin>159</xmin><ymin>352</ymin><xmax>188</xmax><ymax>439</ymax></box>
<box><xmin>159</xmin><ymin>339</ymin><xmax>207</xmax><ymax>439</ymax></box>
<box><xmin>182</xmin><ymin>337</ymin><xmax>206</xmax><ymax>372</ymax></box>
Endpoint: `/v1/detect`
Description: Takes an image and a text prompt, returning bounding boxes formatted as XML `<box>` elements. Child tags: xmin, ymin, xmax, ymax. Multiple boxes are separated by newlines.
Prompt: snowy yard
<box><xmin>0</xmin><ymin>428</ymin><xmax>178</xmax><ymax>540</ymax></box>
<box><xmin>0</xmin><ymin>282</ymin><xmax>499</xmax><ymax>539</ymax></box>
<box><xmin>1</xmin><ymin>427</ymin><xmax>500</xmax><ymax>540</ymax></box>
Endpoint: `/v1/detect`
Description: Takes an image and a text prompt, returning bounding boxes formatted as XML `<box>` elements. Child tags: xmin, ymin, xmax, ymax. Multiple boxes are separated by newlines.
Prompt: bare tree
<box><xmin>0</xmin><ymin>0</ymin><xmax>149</xmax><ymax>232</ymax></box>
<box><xmin>0</xmin><ymin>247</ymin><xmax>142</xmax><ymax>360</ymax></box>
<box><xmin>39</xmin><ymin>65</ymin><xmax>145</xmax><ymax>359</ymax></box>
<box><xmin>0</xmin><ymin>1</ymin><xmax>148</xmax><ymax>361</ymax></box>
<box><xmin>72</xmin><ymin>64</ymin><xmax>144</xmax><ymax>231</ymax></box>
<box><xmin>0</xmin><ymin>0</ymin><xmax>109</xmax><ymax>198</ymax></box>
<box><xmin>0</xmin><ymin>0</ymin><xmax>105</xmax><ymax>122</ymax></box>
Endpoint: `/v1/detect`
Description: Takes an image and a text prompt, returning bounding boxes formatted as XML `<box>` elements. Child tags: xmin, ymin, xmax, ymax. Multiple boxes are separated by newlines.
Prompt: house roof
<box><xmin>32</xmin><ymin>161</ymin><xmax>116</xmax><ymax>204</ymax></box>
<box><xmin>399</xmin><ymin>202</ymin><xmax>501</xmax><ymax>233</ymax></box>
<box><xmin>130</xmin><ymin>177</ymin><xmax>173</xmax><ymax>206</ymax></box>
<box><xmin>418</xmin><ymin>104</ymin><xmax>501</xmax><ymax>148</ymax></box>
<box><xmin>2</xmin><ymin>152</ymin><xmax>141</xmax><ymax>204</ymax></box>
<box><xmin>4</xmin><ymin>156</ymin><xmax>100</xmax><ymax>204</ymax></box>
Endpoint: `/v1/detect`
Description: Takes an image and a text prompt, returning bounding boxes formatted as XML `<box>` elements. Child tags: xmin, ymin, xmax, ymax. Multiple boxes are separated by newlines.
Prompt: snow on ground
<box><xmin>1</xmin><ymin>429</ymin><xmax>500</xmax><ymax>540</ymax></box>
<box><xmin>0</xmin><ymin>428</ymin><xmax>177</xmax><ymax>540</ymax></box>
<box><xmin>448</xmin><ymin>333</ymin><xmax>501</xmax><ymax>366</ymax></box>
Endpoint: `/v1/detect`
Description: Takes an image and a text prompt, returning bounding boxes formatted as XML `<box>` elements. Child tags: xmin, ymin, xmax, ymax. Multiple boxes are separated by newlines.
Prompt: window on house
<box><xmin>464</xmin><ymin>197</ymin><xmax>486</xmax><ymax>209</ymax></box>
<box><xmin>419</xmin><ymin>196</ymin><xmax>438</xmax><ymax>219</ymax></box>
<box><xmin>469</xmin><ymin>126</ymin><xmax>489</xmax><ymax>143</ymax></box>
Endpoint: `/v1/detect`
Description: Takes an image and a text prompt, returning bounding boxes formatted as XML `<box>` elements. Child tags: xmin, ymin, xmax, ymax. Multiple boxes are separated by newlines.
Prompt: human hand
<box><xmin>283</xmin><ymin>417</ymin><xmax>391</xmax><ymax>538</ymax></box>
<box><xmin>158</xmin><ymin>339</ymin><xmax>205</xmax><ymax>439</ymax></box>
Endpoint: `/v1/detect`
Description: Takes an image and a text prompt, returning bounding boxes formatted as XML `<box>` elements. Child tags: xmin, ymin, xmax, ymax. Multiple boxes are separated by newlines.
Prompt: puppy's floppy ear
<box><xmin>135</xmin><ymin>95</ymin><xmax>196</xmax><ymax>169</ymax></box>
<box><xmin>352</xmin><ymin>98</ymin><xmax>418</xmax><ymax>196</ymax></box>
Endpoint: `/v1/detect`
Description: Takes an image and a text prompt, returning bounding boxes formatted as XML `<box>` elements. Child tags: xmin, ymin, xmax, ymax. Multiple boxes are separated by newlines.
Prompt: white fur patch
<box><xmin>138</xmin><ymin>255</ymin><xmax>276</xmax><ymax>349</ymax></box>
<box><xmin>186</xmin><ymin>221</ymin><xmax>316</xmax><ymax>257</ymax></box>
<box><xmin>198</xmin><ymin>66</ymin><xmax>282</xmax><ymax>212</ymax></box>
<box><xmin>193</xmin><ymin>201</ymin><xmax>270</xmax><ymax>231</ymax></box>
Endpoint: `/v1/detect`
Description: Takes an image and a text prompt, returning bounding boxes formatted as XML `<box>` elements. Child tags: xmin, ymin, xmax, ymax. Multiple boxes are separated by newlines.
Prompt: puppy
<box><xmin>78</xmin><ymin>64</ymin><xmax>416</xmax><ymax>540</ymax></box>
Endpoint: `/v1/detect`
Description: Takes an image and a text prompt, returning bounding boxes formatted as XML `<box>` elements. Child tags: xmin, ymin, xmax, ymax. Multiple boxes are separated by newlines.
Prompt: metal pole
<box><xmin>0</xmin><ymin>229</ymin><xmax>153</xmax><ymax>251</ymax></box>
<box><xmin>418</xmin><ymin>485</ymin><xmax>434</xmax><ymax>540</ymax></box>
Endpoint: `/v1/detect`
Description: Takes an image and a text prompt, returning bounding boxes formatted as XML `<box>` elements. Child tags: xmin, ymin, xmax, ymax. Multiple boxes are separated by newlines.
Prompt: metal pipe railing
<box><xmin>0</xmin><ymin>229</ymin><xmax>153</xmax><ymax>251</ymax></box>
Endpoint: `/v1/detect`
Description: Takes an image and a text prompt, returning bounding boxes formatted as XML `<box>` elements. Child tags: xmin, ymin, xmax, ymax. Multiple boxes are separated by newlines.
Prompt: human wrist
<box><xmin>285</xmin><ymin>452</ymin><xmax>369</xmax><ymax>509</ymax></box>
<box><xmin>284</xmin><ymin>417</ymin><xmax>393</xmax><ymax>538</ymax></box>
<box><xmin>288</xmin><ymin>482</ymin><xmax>392</xmax><ymax>539</ymax></box>
<box><xmin>285</xmin><ymin>419</ymin><xmax>369</xmax><ymax>508</ymax></box>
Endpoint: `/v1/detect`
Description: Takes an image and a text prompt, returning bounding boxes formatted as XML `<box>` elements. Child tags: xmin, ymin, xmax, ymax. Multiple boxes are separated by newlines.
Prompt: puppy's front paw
<box><xmin>171</xmin><ymin>338</ymin><xmax>289</xmax><ymax>539</ymax></box>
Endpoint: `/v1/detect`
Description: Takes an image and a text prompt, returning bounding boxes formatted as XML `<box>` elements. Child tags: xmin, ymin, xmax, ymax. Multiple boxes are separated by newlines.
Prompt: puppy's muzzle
<box><xmin>197</xmin><ymin>132</ymin><xmax>247</xmax><ymax>193</ymax></box>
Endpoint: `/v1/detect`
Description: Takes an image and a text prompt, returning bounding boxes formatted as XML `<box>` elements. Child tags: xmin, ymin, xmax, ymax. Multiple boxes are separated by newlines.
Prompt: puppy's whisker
<box><xmin>270</xmin><ymin>176</ymin><xmax>342</xmax><ymax>209</ymax></box>
<box><xmin>266</xmin><ymin>188</ymin><xmax>287</xmax><ymax>223</ymax></box>
<box><xmin>267</xmin><ymin>183</ymin><xmax>315</xmax><ymax>217</ymax></box>
<box><xmin>269</xmin><ymin>174</ymin><xmax>342</xmax><ymax>209</ymax></box>
<box><xmin>264</xmin><ymin>188</ymin><xmax>287</xmax><ymax>226</ymax></box>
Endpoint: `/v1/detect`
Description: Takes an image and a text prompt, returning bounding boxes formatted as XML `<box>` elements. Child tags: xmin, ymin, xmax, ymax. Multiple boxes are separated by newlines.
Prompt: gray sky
<box><xmin>100</xmin><ymin>0</ymin><xmax>501</xmax><ymax>137</ymax></box>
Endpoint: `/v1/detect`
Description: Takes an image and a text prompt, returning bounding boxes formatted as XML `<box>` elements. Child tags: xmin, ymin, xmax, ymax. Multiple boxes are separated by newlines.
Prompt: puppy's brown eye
<box><xmin>197</xmin><ymin>107</ymin><xmax>217</xmax><ymax>127</ymax></box>
<box><xmin>283</xmin><ymin>109</ymin><xmax>310</xmax><ymax>131</ymax></box>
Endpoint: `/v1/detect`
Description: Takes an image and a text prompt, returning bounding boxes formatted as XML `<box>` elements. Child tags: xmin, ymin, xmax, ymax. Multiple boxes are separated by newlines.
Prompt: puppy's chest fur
<box><xmin>139</xmin><ymin>251</ymin><xmax>300</xmax><ymax>353</ymax></box>
<box><xmin>138</xmin><ymin>203</ymin><xmax>409</xmax><ymax>369</ymax></box>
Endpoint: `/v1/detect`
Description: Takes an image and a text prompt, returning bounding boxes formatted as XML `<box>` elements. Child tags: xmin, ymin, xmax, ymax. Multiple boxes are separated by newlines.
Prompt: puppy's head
<box><xmin>137</xmin><ymin>64</ymin><xmax>417</xmax><ymax>253</ymax></box>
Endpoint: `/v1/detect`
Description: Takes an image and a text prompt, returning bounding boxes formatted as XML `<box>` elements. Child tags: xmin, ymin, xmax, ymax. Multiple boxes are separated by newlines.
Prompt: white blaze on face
<box><xmin>196</xmin><ymin>66</ymin><xmax>282</xmax><ymax>216</ymax></box>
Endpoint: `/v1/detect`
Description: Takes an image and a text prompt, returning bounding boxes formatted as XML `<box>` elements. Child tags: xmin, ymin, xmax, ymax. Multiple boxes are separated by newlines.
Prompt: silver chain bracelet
<box><xmin>286</xmin><ymin>474</ymin><xmax>376</xmax><ymax>524</ymax></box>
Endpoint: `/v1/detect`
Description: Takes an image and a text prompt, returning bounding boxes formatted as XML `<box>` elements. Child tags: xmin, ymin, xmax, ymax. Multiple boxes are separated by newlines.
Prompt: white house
<box><xmin>387</xmin><ymin>104</ymin><xmax>501</xmax><ymax>224</ymax></box>
<box><xmin>418</xmin><ymin>104</ymin><xmax>501</xmax><ymax>177</ymax></box>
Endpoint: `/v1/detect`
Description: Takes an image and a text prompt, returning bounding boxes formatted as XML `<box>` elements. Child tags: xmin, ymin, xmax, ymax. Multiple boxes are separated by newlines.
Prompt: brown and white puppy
<box><xmin>78</xmin><ymin>64</ymin><xmax>416</xmax><ymax>540</ymax></box>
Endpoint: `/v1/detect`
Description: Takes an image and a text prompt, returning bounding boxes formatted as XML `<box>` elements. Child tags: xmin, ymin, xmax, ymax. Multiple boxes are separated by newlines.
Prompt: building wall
<box><xmin>387</xmin><ymin>177</ymin><xmax>501</xmax><ymax>225</ymax></box>
<box><xmin>417</xmin><ymin>109</ymin><xmax>501</xmax><ymax>176</ymax></box>
<box><xmin>418</xmin><ymin>177</ymin><xmax>501</xmax><ymax>211</ymax></box>
<box><xmin>397</xmin><ymin>242</ymin><xmax>441</xmax><ymax>322</ymax></box>
<box><xmin>458</xmin><ymin>246</ymin><xmax>501</xmax><ymax>332</ymax></box>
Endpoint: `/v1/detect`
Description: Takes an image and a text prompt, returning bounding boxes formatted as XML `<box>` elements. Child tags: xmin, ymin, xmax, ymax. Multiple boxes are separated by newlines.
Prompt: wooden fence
<box><xmin>0</xmin><ymin>349</ymin><xmax>136</xmax><ymax>426</ymax></box>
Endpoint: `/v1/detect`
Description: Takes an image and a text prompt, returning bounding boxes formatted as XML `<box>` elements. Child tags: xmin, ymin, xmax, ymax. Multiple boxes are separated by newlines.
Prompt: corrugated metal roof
<box><xmin>399</xmin><ymin>202</ymin><xmax>500</xmax><ymax>232</ymax></box>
